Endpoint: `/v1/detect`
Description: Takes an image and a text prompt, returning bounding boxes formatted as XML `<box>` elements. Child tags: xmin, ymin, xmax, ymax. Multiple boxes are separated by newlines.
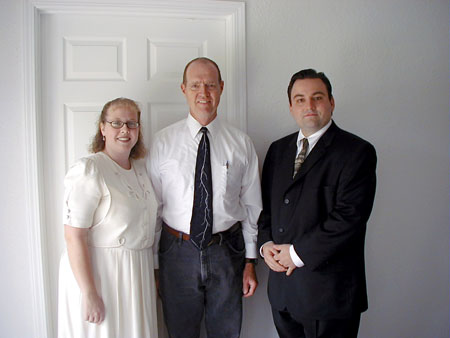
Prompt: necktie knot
<box><xmin>300</xmin><ymin>137</ymin><xmax>308</xmax><ymax>150</ymax></box>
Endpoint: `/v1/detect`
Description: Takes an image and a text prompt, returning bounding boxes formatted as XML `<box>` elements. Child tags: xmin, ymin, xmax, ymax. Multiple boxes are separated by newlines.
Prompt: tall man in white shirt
<box><xmin>149</xmin><ymin>57</ymin><xmax>262</xmax><ymax>338</ymax></box>
<box><xmin>258</xmin><ymin>69</ymin><xmax>377</xmax><ymax>338</ymax></box>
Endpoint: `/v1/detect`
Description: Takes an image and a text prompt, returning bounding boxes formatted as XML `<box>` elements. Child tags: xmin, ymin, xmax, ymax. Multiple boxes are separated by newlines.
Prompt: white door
<box><xmin>37</xmin><ymin>3</ymin><xmax>244</xmax><ymax>337</ymax></box>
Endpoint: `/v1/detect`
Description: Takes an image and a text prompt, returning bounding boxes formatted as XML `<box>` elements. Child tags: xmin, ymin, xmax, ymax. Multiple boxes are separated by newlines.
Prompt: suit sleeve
<box><xmin>257</xmin><ymin>143</ymin><xmax>276</xmax><ymax>252</ymax></box>
<box><xmin>294</xmin><ymin>142</ymin><xmax>377</xmax><ymax>271</ymax></box>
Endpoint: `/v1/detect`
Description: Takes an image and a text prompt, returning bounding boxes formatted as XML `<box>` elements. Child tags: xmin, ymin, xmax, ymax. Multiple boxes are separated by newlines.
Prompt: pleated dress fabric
<box><xmin>58</xmin><ymin>152</ymin><xmax>158</xmax><ymax>338</ymax></box>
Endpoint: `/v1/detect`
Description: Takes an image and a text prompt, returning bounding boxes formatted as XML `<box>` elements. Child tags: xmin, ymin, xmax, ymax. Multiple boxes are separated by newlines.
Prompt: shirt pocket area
<box><xmin>223</xmin><ymin>161</ymin><xmax>244</xmax><ymax>198</ymax></box>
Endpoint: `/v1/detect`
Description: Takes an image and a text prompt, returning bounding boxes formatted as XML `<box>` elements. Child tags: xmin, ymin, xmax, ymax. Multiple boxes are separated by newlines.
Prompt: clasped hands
<box><xmin>262</xmin><ymin>242</ymin><xmax>297</xmax><ymax>276</ymax></box>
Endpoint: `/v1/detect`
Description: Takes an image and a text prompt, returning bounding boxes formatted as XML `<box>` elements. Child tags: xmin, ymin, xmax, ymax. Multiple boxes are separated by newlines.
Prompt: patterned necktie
<box><xmin>293</xmin><ymin>138</ymin><xmax>309</xmax><ymax>178</ymax></box>
<box><xmin>190</xmin><ymin>127</ymin><xmax>213</xmax><ymax>250</ymax></box>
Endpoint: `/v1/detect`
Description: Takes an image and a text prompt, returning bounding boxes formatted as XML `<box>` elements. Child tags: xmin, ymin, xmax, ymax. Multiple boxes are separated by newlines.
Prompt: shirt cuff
<box><xmin>259</xmin><ymin>241</ymin><xmax>274</xmax><ymax>257</ymax></box>
<box><xmin>245</xmin><ymin>242</ymin><xmax>257</xmax><ymax>259</ymax></box>
<box><xmin>290</xmin><ymin>245</ymin><xmax>304</xmax><ymax>268</ymax></box>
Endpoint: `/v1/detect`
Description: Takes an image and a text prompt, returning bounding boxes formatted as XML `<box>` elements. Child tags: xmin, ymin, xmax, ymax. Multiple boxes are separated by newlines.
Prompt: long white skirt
<box><xmin>58</xmin><ymin>247</ymin><xmax>158</xmax><ymax>338</ymax></box>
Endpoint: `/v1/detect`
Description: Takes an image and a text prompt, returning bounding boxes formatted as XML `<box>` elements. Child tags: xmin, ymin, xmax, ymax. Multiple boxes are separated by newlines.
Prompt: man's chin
<box><xmin>194</xmin><ymin>109</ymin><xmax>217</xmax><ymax>117</ymax></box>
<box><xmin>196</xmin><ymin>105</ymin><xmax>215</xmax><ymax>113</ymax></box>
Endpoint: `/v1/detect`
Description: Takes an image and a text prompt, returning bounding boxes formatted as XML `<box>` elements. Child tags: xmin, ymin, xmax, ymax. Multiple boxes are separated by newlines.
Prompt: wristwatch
<box><xmin>245</xmin><ymin>258</ymin><xmax>258</xmax><ymax>265</ymax></box>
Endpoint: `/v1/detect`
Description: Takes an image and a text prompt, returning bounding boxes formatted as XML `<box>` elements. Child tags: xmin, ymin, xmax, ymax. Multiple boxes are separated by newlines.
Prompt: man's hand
<box><xmin>242</xmin><ymin>262</ymin><xmax>258</xmax><ymax>298</ymax></box>
<box><xmin>273</xmin><ymin>244</ymin><xmax>297</xmax><ymax>276</ymax></box>
<box><xmin>262</xmin><ymin>242</ymin><xmax>287</xmax><ymax>272</ymax></box>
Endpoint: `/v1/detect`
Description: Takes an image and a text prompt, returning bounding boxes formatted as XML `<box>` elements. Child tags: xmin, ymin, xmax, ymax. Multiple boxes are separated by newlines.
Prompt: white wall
<box><xmin>1</xmin><ymin>0</ymin><xmax>448</xmax><ymax>337</ymax></box>
<box><xmin>0</xmin><ymin>0</ymin><xmax>36</xmax><ymax>337</ymax></box>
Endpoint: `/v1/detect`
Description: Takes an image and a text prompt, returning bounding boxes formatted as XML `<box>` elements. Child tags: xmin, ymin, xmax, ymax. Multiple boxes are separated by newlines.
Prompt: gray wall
<box><xmin>243</xmin><ymin>1</ymin><xmax>449</xmax><ymax>337</ymax></box>
<box><xmin>1</xmin><ymin>0</ymin><xmax>448</xmax><ymax>337</ymax></box>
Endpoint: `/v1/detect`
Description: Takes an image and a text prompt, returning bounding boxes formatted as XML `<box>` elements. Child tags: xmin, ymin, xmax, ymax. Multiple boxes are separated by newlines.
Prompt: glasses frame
<box><xmin>104</xmin><ymin>120</ymin><xmax>140</xmax><ymax>129</ymax></box>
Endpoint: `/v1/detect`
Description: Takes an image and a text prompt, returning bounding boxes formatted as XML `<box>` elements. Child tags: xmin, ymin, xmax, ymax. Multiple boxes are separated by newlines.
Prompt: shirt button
<box><xmin>278</xmin><ymin>228</ymin><xmax>284</xmax><ymax>233</ymax></box>
<box><xmin>284</xmin><ymin>198</ymin><xmax>290</xmax><ymax>204</ymax></box>
<box><xmin>118</xmin><ymin>237</ymin><xmax>126</xmax><ymax>245</ymax></box>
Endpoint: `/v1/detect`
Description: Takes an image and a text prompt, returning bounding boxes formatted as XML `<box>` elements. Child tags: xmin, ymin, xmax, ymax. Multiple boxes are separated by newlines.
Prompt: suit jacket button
<box><xmin>284</xmin><ymin>198</ymin><xmax>290</xmax><ymax>204</ymax></box>
<box><xmin>278</xmin><ymin>228</ymin><xmax>284</xmax><ymax>233</ymax></box>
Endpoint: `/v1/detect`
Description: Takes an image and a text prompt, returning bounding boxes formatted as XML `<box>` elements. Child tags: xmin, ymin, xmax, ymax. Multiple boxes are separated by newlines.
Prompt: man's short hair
<box><xmin>182</xmin><ymin>57</ymin><xmax>223</xmax><ymax>84</ymax></box>
<box><xmin>287</xmin><ymin>69</ymin><xmax>333</xmax><ymax>104</ymax></box>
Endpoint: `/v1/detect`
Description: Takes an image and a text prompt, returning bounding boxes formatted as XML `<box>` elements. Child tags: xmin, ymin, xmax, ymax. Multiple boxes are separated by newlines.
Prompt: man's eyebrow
<box><xmin>293</xmin><ymin>91</ymin><xmax>326</xmax><ymax>98</ymax></box>
<box><xmin>293</xmin><ymin>94</ymin><xmax>304</xmax><ymax>98</ymax></box>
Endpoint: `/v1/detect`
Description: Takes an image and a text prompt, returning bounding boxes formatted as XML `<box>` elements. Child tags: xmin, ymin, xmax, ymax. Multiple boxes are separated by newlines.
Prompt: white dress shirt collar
<box><xmin>296</xmin><ymin>119</ymin><xmax>333</xmax><ymax>156</ymax></box>
<box><xmin>186</xmin><ymin>113</ymin><xmax>219</xmax><ymax>139</ymax></box>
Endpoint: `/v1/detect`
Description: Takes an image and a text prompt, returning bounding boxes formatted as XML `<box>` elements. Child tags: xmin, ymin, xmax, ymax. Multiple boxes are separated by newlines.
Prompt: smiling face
<box><xmin>181</xmin><ymin>59</ymin><xmax>224</xmax><ymax>126</ymax></box>
<box><xmin>289</xmin><ymin>78</ymin><xmax>335</xmax><ymax>137</ymax></box>
<box><xmin>100</xmin><ymin>105</ymin><xmax>139</xmax><ymax>160</ymax></box>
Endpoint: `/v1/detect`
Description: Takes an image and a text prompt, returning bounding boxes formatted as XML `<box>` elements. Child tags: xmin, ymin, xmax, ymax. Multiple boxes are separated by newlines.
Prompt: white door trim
<box><xmin>23</xmin><ymin>1</ymin><xmax>246</xmax><ymax>336</ymax></box>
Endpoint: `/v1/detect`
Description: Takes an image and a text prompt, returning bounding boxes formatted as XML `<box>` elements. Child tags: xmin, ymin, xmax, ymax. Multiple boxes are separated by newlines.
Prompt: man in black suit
<box><xmin>258</xmin><ymin>69</ymin><xmax>377</xmax><ymax>338</ymax></box>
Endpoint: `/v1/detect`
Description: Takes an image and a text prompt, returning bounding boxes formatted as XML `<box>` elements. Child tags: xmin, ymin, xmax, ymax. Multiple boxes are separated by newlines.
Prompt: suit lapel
<box><xmin>277</xmin><ymin>133</ymin><xmax>298</xmax><ymax>192</ymax></box>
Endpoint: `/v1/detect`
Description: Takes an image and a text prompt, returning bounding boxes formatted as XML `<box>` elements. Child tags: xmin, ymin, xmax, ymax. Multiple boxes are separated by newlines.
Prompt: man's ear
<box><xmin>288</xmin><ymin>99</ymin><xmax>293</xmax><ymax>110</ymax></box>
<box><xmin>181</xmin><ymin>83</ymin><xmax>186</xmax><ymax>94</ymax></box>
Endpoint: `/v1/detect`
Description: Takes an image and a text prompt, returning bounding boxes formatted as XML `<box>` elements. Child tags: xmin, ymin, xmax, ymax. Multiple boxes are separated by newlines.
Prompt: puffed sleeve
<box><xmin>63</xmin><ymin>157</ymin><xmax>104</xmax><ymax>228</ymax></box>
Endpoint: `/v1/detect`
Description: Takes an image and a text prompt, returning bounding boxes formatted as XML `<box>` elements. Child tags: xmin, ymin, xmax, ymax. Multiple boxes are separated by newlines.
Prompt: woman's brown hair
<box><xmin>90</xmin><ymin>98</ymin><xmax>147</xmax><ymax>159</ymax></box>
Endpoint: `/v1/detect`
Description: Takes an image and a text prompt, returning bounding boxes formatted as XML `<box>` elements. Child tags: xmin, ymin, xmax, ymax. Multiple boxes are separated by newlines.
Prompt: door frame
<box><xmin>23</xmin><ymin>1</ymin><xmax>246</xmax><ymax>336</ymax></box>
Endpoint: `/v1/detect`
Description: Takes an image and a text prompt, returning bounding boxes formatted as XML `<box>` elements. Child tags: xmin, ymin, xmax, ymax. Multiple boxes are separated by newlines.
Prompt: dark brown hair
<box><xmin>90</xmin><ymin>97</ymin><xmax>147</xmax><ymax>159</ymax></box>
<box><xmin>287</xmin><ymin>69</ymin><xmax>333</xmax><ymax>105</ymax></box>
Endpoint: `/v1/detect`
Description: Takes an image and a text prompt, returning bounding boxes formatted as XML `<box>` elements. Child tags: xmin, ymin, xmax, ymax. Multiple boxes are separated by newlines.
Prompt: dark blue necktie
<box><xmin>190</xmin><ymin>127</ymin><xmax>213</xmax><ymax>250</ymax></box>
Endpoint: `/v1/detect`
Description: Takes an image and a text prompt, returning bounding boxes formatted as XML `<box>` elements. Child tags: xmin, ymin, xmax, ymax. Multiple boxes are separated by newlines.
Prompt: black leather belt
<box><xmin>163</xmin><ymin>221</ymin><xmax>241</xmax><ymax>247</ymax></box>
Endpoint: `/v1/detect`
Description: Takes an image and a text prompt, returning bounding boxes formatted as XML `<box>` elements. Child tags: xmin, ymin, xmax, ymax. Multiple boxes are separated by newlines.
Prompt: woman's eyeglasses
<box><xmin>105</xmin><ymin>121</ymin><xmax>140</xmax><ymax>129</ymax></box>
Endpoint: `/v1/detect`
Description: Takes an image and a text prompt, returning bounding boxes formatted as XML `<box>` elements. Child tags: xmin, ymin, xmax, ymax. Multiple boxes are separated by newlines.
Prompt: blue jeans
<box><xmin>159</xmin><ymin>226</ymin><xmax>246</xmax><ymax>338</ymax></box>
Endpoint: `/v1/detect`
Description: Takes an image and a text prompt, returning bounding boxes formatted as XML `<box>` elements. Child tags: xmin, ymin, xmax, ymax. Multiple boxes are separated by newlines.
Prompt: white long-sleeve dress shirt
<box><xmin>148</xmin><ymin>114</ymin><xmax>262</xmax><ymax>258</ymax></box>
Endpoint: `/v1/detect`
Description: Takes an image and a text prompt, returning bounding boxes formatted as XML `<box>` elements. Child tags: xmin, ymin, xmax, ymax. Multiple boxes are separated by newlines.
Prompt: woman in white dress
<box><xmin>58</xmin><ymin>98</ymin><xmax>159</xmax><ymax>338</ymax></box>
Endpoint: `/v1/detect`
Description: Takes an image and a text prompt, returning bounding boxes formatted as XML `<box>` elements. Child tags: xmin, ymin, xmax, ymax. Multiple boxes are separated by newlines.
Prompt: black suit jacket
<box><xmin>258</xmin><ymin>121</ymin><xmax>377</xmax><ymax>319</ymax></box>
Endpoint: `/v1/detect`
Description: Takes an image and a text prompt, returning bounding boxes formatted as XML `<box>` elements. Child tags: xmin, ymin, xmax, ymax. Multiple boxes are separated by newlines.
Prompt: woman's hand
<box><xmin>64</xmin><ymin>225</ymin><xmax>106</xmax><ymax>325</ymax></box>
<box><xmin>82</xmin><ymin>291</ymin><xmax>105</xmax><ymax>324</ymax></box>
